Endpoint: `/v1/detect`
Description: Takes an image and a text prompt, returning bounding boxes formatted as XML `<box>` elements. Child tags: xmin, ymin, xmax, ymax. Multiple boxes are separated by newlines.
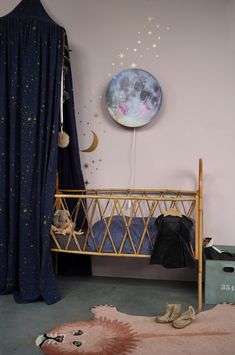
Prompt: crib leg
<box><xmin>198</xmin><ymin>269</ymin><xmax>203</xmax><ymax>310</ymax></box>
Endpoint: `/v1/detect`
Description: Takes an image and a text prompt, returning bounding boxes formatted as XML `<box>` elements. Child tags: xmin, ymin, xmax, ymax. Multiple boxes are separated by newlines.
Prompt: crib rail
<box><xmin>50</xmin><ymin>190</ymin><xmax>198</xmax><ymax>257</ymax></box>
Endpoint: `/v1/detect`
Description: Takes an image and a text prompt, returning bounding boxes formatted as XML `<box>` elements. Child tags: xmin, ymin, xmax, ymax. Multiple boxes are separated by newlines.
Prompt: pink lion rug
<box><xmin>36</xmin><ymin>304</ymin><xmax>235</xmax><ymax>355</ymax></box>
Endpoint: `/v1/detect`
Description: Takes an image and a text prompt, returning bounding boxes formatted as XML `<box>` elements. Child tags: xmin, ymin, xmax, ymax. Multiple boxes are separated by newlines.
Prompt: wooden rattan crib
<box><xmin>51</xmin><ymin>159</ymin><xmax>203</xmax><ymax>309</ymax></box>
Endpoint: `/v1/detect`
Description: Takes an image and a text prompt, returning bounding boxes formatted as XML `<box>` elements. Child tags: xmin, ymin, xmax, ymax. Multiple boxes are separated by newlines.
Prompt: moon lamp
<box><xmin>105</xmin><ymin>68</ymin><xmax>162</xmax><ymax>128</ymax></box>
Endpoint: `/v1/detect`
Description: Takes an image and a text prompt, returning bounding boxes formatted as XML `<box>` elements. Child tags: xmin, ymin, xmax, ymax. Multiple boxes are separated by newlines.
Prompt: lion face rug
<box><xmin>36</xmin><ymin>304</ymin><xmax>235</xmax><ymax>355</ymax></box>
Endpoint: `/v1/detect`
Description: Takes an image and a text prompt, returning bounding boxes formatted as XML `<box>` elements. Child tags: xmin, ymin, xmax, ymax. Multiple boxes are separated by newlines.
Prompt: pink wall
<box><xmin>2</xmin><ymin>0</ymin><xmax>235</xmax><ymax>280</ymax></box>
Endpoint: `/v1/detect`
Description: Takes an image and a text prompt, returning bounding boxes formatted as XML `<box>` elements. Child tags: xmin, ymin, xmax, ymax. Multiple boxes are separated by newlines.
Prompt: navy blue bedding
<box><xmin>87</xmin><ymin>215</ymin><xmax>157</xmax><ymax>254</ymax></box>
<box><xmin>87</xmin><ymin>214</ymin><xmax>195</xmax><ymax>255</ymax></box>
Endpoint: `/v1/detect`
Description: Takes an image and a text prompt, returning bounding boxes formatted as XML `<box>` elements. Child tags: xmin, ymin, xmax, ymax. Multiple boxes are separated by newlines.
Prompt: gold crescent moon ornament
<box><xmin>81</xmin><ymin>130</ymin><xmax>99</xmax><ymax>153</ymax></box>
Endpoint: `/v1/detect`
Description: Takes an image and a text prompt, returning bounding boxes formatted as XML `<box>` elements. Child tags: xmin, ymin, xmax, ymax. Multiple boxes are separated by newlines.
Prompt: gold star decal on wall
<box><xmin>89</xmin><ymin>86</ymin><xmax>96</xmax><ymax>93</ymax></box>
<box><xmin>147</xmin><ymin>16</ymin><xmax>154</xmax><ymax>22</ymax></box>
<box><xmin>118</xmin><ymin>53</ymin><xmax>125</xmax><ymax>58</ymax></box>
<box><xmin>131</xmin><ymin>63</ymin><xmax>137</xmax><ymax>68</ymax></box>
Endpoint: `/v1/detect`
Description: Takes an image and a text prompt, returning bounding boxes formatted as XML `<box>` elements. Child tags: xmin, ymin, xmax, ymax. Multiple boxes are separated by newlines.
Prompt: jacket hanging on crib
<box><xmin>150</xmin><ymin>215</ymin><xmax>195</xmax><ymax>268</ymax></box>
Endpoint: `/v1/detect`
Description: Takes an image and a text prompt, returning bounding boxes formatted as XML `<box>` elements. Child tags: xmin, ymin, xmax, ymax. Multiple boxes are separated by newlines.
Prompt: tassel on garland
<box><xmin>58</xmin><ymin>124</ymin><xmax>70</xmax><ymax>148</ymax></box>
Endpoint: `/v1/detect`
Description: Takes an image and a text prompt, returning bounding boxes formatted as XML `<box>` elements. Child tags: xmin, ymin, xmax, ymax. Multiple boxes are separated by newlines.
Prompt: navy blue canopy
<box><xmin>0</xmin><ymin>0</ymin><xmax>85</xmax><ymax>304</ymax></box>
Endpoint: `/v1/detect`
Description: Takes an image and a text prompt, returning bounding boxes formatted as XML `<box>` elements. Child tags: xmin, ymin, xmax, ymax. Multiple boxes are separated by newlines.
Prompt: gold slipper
<box><xmin>172</xmin><ymin>306</ymin><xmax>195</xmax><ymax>329</ymax></box>
<box><xmin>155</xmin><ymin>303</ymin><xmax>181</xmax><ymax>323</ymax></box>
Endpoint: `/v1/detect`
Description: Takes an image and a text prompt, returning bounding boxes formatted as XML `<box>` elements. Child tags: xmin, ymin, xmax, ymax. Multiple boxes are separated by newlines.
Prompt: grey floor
<box><xmin>0</xmin><ymin>276</ymin><xmax>212</xmax><ymax>355</ymax></box>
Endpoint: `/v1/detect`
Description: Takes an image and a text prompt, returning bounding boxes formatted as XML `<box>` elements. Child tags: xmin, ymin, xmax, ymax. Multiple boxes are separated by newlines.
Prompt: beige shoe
<box><xmin>155</xmin><ymin>303</ymin><xmax>181</xmax><ymax>323</ymax></box>
<box><xmin>172</xmin><ymin>306</ymin><xmax>195</xmax><ymax>329</ymax></box>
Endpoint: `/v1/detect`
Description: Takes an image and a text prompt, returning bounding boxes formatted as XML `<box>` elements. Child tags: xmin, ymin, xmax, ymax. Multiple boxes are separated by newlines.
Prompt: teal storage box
<box><xmin>205</xmin><ymin>245</ymin><xmax>235</xmax><ymax>304</ymax></box>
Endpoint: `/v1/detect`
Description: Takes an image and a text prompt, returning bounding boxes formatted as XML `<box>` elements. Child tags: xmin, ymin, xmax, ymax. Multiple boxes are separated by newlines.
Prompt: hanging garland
<box><xmin>58</xmin><ymin>41</ymin><xmax>71</xmax><ymax>148</ymax></box>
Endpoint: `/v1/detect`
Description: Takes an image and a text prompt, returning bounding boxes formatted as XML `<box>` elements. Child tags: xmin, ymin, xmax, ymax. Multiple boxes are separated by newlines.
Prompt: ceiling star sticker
<box><xmin>147</xmin><ymin>16</ymin><xmax>154</xmax><ymax>22</ymax></box>
<box><xmin>131</xmin><ymin>63</ymin><xmax>137</xmax><ymax>68</ymax></box>
<box><xmin>118</xmin><ymin>53</ymin><xmax>124</xmax><ymax>58</ymax></box>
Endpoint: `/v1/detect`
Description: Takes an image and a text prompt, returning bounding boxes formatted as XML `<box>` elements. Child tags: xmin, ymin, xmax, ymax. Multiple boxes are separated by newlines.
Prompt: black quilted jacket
<box><xmin>150</xmin><ymin>215</ymin><xmax>196</xmax><ymax>268</ymax></box>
